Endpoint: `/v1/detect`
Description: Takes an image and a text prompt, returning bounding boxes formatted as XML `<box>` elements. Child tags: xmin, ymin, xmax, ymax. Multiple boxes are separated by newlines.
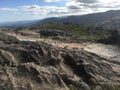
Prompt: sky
<box><xmin>0</xmin><ymin>0</ymin><xmax>120</xmax><ymax>22</ymax></box>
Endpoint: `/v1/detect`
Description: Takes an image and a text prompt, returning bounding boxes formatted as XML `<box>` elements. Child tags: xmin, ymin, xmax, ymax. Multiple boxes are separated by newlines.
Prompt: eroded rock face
<box><xmin>63</xmin><ymin>50</ymin><xmax>120</xmax><ymax>90</ymax></box>
<box><xmin>0</xmin><ymin>64</ymin><xmax>69</xmax><ymax>90</ymax></box>
<box><xmin>0</xmin><ymin>41</ymin><xmax>69</xmax><ymax>90</ymax></box>
<box><xmin>0</xmin><ymin>31</ymin><xmax>120</xmax><ymax>90</ymax></box>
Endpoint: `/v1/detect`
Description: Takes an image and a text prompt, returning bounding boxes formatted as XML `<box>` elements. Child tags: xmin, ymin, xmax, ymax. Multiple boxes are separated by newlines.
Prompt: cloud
<box><xmin>1</xmin><ymin>0</ymin><xmax>119</xmax><ymax>19</ymax></box>
<box><xmin>21</xmin><ymin>5</ymin><xmax>45</xmax><ymax>15</ymax></box>
<box><xmin>0</xmin><ymin>8</ymin><xmax>18</xmax><ymax>12</ymax></box>
<box><xmin>75</xmin><ymin>0</ymin><xmax>98</xmax><ymax>3</ymax></box>
<box><xmin>42</xmin><ymin>0</ymin><xmax>59</xmax><ymax>2</ymax></box>
<box><xmin>66</xmin><ymin>0</ymin><xmax>120</xmax><ymax>13</ymax></box>
<box><xmin>21</xmin><ymin>5</ymin><xmax>69</xmax><ymax>16</ymax></box>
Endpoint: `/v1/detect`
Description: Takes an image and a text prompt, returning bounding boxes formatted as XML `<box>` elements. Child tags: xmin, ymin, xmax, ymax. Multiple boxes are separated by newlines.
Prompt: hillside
<box><xmin>39</xmin><ymin>10</ymin><xmax>120</xmax><ymax>30</ymax></box>
<box><xmin>25</xmin><ymin>23</ymin><xmax>120</xmax><ymax>45</ymax></box>
<box><xmin>1</xmin><ymin>10</ymin><xmax>120</xmax><ymax>30</ymax></box>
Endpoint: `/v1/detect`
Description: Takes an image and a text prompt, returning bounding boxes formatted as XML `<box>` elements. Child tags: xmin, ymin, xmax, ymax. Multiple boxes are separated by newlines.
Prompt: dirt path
<box><xmin>6</xmin><ymin>32</ymin><xmax>88</xmax><ymax>49</ymax></box>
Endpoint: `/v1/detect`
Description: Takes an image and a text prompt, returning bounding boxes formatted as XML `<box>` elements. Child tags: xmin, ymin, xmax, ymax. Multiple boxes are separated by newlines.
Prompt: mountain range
<box><xmin>0</xmin><ymin>10</ymin><xmax>120</xmax><ymax>30</ymax></box>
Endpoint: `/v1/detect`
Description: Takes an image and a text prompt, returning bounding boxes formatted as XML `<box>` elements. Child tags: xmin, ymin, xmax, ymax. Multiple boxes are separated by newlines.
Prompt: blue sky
<box><xmin>0</xmin><ymin>0</ymin><xmax>120</xmax><ymax>23</ymax></box>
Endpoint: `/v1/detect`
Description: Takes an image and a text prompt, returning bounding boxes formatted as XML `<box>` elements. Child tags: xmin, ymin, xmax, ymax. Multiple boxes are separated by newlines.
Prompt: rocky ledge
<box><xmin>0</xmin><ymin>31</ymin><xmax>120</xmax><ymax>90</ymax></box>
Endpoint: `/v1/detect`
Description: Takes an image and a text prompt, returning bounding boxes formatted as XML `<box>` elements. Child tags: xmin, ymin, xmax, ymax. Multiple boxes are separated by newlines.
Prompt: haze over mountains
<box><xmin>1</xmin><ymin>10</ymin><xmax>120</xmax><ymax>30</ymax></box>
<box><xmin>0</xmin><ymin>20</ymin><xmax>39</xmax><ymax>28</ymax></box>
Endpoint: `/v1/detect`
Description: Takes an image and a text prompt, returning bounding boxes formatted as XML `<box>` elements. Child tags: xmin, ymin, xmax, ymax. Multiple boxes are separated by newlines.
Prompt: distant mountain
<box><xmin>0</xmin><ymin>20</ymin><xmax>39</xmax><ymax>28</ymax></box>
<box><xmin>1</xmin><ymin>10</ymin><xmax>120</xmax><ymax>29</ymax></box>
<box><xmin>39</xmin><ymin>10</ymin><xmax>120</xmax><ymax>30</ymax></box>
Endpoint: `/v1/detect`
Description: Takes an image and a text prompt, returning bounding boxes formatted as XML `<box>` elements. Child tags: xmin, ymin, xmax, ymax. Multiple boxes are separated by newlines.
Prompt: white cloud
<box><xmin>21</xmin><ymin>5</ymin><xmax>69</xmax><ymax>16</ymax></box>
<box><xmin>66</xmin><ymin>0</ymin><xmax>120</xmax><ymax>14</ymax></box>
<box><xmin>20</xmin><ymin>4</ymin><xmax>95</xmax><ymax>17</ymax></box>
<box><xmin>42</xmin><ymin>0</ymin><xmax>59</xmax><ymax>2</ymax></box>
<box><xmin>1</xmin><ymin>0</ymin><xmax>120</xmax><ymax>19</ymax></box>
<box><xmin>75</xmin><ymin>0</ymin><xmax>98</xmax><ymax>3</ymax></box>
<box><xmin>98</xmin><ymin>0</ymin><xmax>119</xmax><ymax>4</ymax></box>
<box><xmin>0</xmin><ymin>8</ymin><xmax>18</xmax><ymax>12</ymax></box>
<box><xmin>21</xmin><ymin>0</ymin><xmax>120</xmax><ymax>18</ymax></box>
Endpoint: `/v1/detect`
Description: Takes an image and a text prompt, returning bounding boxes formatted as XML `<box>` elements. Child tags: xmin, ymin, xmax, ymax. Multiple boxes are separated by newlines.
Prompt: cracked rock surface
<box><xmin>0</xmin><ymin>31</ymin><xmax>120</xmax><ymax>90</ymax></box>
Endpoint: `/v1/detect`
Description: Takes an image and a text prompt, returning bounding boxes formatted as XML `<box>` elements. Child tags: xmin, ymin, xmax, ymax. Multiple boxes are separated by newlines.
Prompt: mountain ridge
<box><xmin>1</xmin><ymin>10</ymin><xmax>120</xmax><ymax>29</ymax></box>
<box><xmin>39</xmin><ymin>10</ymin><xmax>120</xmax><ymax>30</ymax></box>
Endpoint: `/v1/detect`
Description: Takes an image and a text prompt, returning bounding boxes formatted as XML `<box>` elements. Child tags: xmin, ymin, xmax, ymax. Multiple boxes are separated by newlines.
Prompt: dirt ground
<box><xmin>6</xmin><ymin>32</ymin><xmax>120</xmax><ymax>60</ymax></box>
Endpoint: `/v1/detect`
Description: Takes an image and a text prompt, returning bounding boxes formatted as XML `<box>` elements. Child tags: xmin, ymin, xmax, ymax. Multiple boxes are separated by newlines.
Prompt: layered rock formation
<box><xmin>0</xmin><ymin>30</ymin><xmax>120</xmax><ymax>90</ymax></box>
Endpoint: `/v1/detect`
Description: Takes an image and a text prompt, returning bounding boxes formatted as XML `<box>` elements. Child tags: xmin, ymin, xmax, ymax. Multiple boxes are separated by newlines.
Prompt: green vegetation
<box><xmin>28</xmin><ymin>23</ymin><xmax>111</xmax><ymax>42</ymax></box>
<box><xmin>5</xmin><ymin>22</ymin><xmax>118</xmax><ymax>44</ymax></box>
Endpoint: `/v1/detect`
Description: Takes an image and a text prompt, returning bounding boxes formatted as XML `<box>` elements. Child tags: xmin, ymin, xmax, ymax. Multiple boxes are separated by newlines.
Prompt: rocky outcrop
<box><xmin>39</xmin><ymin>29</ymin><xmax>73</xmax><ymax>42</ymax></box>
<box><xmin>39</xmin><ymin>29</ymin><xmax>65</xmax><ymax>37</ymax></box>
<box><xmin>0</xmin><ymin>31</ymin><xmax>120</xmax><ymax>90</ymax></box>
<box><xmin>63</xmin><ymin>50</ymin><xmax>120</xmax><ymax>90</ymax></box>
<box><xmin>0</xmin><ymin>41</ymin><xmax>69</xmax><ymax>90</ymax></box>
<box><xmin>0</xmin><ymin>63</ymin><xmax>69</xmax><ymax>90</ymax></box>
